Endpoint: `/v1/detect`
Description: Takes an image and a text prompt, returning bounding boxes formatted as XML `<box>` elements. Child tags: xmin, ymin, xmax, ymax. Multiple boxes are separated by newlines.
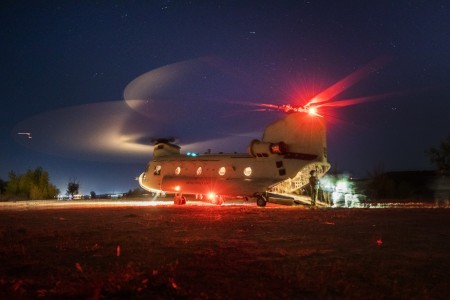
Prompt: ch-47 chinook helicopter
<box><xmin>138</xmin><ymin>103</ymin><xmax>330</xmax><ymax>207</ymax></box>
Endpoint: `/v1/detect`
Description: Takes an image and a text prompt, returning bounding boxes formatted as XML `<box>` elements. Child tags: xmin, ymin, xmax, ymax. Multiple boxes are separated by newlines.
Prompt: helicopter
<box><xmin>10</xmin><ymin>57</ymin><xmax>394</xmax><ymax>204</ymax></box>
<box><xmin>138</xmin><ymin>104</ymin><xmax>330</xmax><ymax>206</ymax></box>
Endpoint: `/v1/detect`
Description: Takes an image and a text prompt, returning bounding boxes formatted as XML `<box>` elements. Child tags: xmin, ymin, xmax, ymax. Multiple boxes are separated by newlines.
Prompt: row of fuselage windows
<box><xmin>153</xmin><ymin>165</ymin><xmax>253</xmax><ymax>177</ymax></box>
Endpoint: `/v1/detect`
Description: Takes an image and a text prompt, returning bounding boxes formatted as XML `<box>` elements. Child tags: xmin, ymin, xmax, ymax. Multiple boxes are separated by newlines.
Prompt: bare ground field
<box><xmin>0</xmin><ymin>200</ymin><xmax>449</xmax><ymax>299</ymax></box>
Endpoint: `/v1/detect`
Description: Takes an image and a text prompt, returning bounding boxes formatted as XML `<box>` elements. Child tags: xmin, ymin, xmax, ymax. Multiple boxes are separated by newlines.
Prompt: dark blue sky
<box><xmin>1</xmin><ymin>1</ymin><xmax>449</xmax><ymax>194</ymax></box>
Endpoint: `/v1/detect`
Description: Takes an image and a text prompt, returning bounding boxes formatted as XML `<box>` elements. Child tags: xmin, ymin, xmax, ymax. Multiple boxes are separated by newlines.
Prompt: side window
<box><xmin>244</xmin><ymin>167</ymin><xmax>252</xmax><ymax>177</ymax></box>
<box><xmin>218</xmin><ymin>167</ymin><xmax>226</xmax><ymax>176</ymax></box>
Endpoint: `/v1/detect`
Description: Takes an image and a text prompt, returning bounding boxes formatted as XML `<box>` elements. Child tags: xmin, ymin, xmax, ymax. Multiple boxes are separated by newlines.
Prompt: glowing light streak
<box><xmin>0</xmin><ymin>199</ymin><xmax>445</xmax><ymax>210</ymax></box>
<box><xmin>17</xmin><ymin>132</ymin><xmax>32</xmax><ymax>139</ymax></box>
<box><xmin>307</xmin><ymin>57</ymin><xmax>390</xmax><ymax>106</ymax></box>
<box><xmin>314</xmin><ymin>90</ymin><xmax>405</xmax><ymax>109</ymax></box>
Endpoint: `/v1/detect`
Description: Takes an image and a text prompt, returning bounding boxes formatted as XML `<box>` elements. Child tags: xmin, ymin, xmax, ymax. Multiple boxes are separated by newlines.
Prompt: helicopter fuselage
<box><xmin>140</xmin><ymin>151</ymin><xmax>325</xmax><ymax>196</ymax></box>
<box><xmin>139</xmin><ymin>111</ymin><xmax>331</xmax><ymax>206</ymax></box>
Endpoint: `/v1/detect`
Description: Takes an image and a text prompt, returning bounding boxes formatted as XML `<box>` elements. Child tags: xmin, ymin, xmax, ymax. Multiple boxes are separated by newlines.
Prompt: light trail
<box><xmin>0</xmin><ymin>199</ymin><xmax>446</xmax><ymax>211</ymax></box>
<box><xmin>306</xmin><ymin>57</ymin><xmax>391</xmax><ymax>107</ymax></box>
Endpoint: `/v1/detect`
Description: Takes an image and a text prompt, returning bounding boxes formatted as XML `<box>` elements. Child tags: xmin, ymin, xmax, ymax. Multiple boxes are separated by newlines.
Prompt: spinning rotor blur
<box><xmin>13</xmin><ymin>57</ymin><xmax>393</xmax><ymax>162</ymax></box>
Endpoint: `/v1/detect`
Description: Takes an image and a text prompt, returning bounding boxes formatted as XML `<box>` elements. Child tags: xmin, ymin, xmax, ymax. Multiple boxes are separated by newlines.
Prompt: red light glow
<box><xmin>235</xmin><ymin>57</ymin><xmax>393</xmax><ymax>122</ymax></box>
<box><xmin>307</xmin><ymin>57</ymin><xmax>390</xmax><ymax>107</ymax></box>
<box><xmin>207</xmin><ymin>192</ymin><xmax>216</xmax><ymax>200</ymax></box>
<box><xmin>307</xmin><ymin>107</ymin><xmax>321</xmax><ymax>117</ymax></box>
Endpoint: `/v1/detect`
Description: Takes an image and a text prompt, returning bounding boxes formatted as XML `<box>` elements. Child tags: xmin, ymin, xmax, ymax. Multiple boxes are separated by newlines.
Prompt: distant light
<box><xmin>174</xmin><ymin>185</ymin><xmax>180</xmax><ymax>191</ymax></box>
<box><xmin>207</xmin><ymin>192</ymin><xmax>215</xmax><ymax>200</ymax></box>
<box><xmin>18</xmin><ymin>132</ymin><xmax>32</xmax><ymax>139</ymax></box>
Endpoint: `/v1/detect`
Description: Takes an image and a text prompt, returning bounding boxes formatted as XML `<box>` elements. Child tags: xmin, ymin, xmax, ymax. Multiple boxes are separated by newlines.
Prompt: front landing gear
<box><xmin>256</xmin><ymin>194</ymin><xmax>267</xmax><ymax>207</ymax></box>
<box><xmin>174</xmin><ymin>193</ymin><xmax>186</xmax><ymax>205</ymax></box>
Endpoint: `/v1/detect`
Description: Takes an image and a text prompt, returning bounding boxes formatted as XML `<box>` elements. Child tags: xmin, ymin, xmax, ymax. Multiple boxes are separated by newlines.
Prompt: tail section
<box><xmin>260</xmin><ymin>112</ymin><xmax>330</xmax><ymax>200</ymax></box>
<box><xmin>261</xmin><ymin>112</ymin><xmax>327</xmax><ymax>162</ymax></box>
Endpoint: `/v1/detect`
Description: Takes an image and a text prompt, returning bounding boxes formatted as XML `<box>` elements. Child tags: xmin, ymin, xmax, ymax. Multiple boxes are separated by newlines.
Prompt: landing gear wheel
<box><xmin>256</xmin><ymin>195</ymin><xmax>267</xmax><ymax>207</ymax></box>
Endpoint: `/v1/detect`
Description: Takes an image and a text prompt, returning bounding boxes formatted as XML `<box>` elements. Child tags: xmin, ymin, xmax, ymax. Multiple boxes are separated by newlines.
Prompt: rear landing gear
<box><xmin>256</xmin><ymin>194</ymin><xmax>267</xmax><ymax>207</ymax></box>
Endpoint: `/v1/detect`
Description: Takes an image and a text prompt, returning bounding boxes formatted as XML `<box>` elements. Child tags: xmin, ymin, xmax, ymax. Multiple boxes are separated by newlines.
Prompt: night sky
<box><xmin>1</xmin><ymin>1</ymin><xmax>449</xmax><ymax>195</ymax></box>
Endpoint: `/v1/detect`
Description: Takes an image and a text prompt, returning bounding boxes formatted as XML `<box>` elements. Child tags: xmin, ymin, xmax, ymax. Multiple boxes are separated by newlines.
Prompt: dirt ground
<box><xmin>0</xmin><ymin>200</ymin><xmax>449</xmax><ymax>299</ymax></box>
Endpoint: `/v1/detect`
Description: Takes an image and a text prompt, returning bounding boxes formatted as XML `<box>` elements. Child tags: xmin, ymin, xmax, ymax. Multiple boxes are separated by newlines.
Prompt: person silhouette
<box><xmin>309</xmin><ymin>170</ymin><xmax>320</xmax><ymax>207</ymax></box>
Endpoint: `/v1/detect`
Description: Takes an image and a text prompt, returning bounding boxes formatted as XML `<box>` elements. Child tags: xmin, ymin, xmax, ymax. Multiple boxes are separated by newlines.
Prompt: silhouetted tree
<box><xmin>4</xmin><ymin>167</ymin><xmax>59</xmax><ymax>200</ymax></box>
<box><xmin>67</xmin><ymin>179</ymin><xmax>79</xmax><ymax>197</ymax></box>
<box><xmin>427</xmin><ymin>135</ymin><xmax>450</xmax><ymax>173</ymax></box>
<box><xmin>90</xmin><ymin>191</ymin><xmax>97</xmax><ymax>199</ymax></box>
<box><xmin>0</xmin><ymin>178</ymin><xmax>6</xmax><ymax>195</ymax></box>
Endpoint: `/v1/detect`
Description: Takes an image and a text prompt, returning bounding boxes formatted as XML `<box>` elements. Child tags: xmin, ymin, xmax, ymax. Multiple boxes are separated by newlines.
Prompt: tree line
<box><xmin>0</xmin><ymin>166</ymin><xmax>144</xmax><ymax>201</ymax></box>
<box><xmin>0</xmin><ymin>167</ymin><xmax>59</xmax><ymax>200</ymax></box>
<box><xmin>356</xmin><ymin>135</ymin><xmax>449</xmax><ymax>200</ymax></box>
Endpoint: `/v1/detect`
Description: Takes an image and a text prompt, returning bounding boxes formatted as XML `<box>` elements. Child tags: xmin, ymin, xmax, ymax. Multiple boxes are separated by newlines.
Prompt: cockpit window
<box><xmin>154</xmin><ymin>165</ymin><xmax>161</xmax><ymax>175</ymax></box>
